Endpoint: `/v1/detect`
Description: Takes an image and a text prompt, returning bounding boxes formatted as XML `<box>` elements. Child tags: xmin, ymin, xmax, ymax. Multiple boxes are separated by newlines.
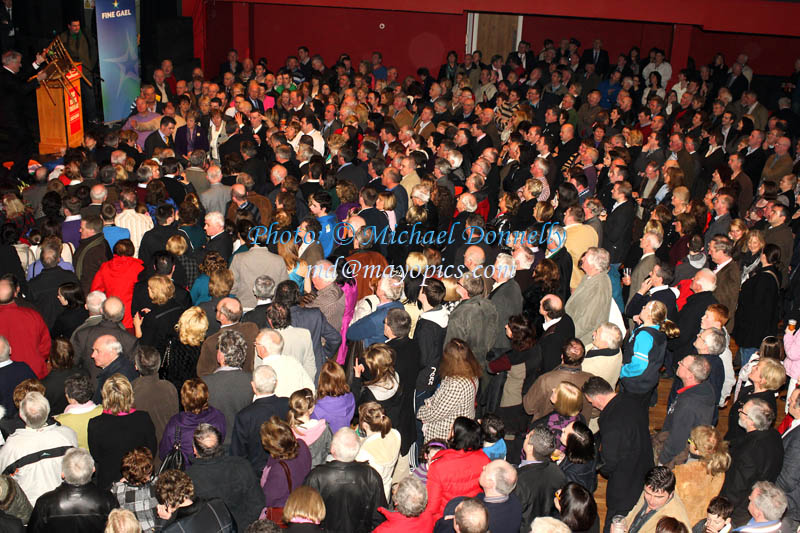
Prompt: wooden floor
<box><xmin>593</xmin><ymin>378</ymin><xmax>786</xmax><ymax>525</ymax></box>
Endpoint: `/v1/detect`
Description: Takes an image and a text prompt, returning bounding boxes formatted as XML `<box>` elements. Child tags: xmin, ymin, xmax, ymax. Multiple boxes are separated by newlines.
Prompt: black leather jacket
<box><xmin>303</xmin><ymin>460</ymin><xmax>387</xmax><ymax>533</ymax></box>
<box><xmin>27</xmin><ymin>482</ymin><xmax>118</xmax><ymax>533</ymax></box>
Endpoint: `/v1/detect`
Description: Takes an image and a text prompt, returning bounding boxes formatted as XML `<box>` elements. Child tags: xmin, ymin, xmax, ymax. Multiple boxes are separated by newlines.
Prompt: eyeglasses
<box><xmin>738</xmin><ymin>408</ymin><xmax>751</xmax><ymax>419</ymax></box>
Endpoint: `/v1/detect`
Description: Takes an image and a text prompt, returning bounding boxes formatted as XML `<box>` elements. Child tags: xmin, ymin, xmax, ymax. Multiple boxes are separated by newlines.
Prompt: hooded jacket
<box><xmin>414</xmin><ymin>307</ymin><xmax>449</xmax><ymax>392</ymax></box>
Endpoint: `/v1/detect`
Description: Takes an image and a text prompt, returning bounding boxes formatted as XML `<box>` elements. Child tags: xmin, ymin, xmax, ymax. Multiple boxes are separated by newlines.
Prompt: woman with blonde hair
<box><xmin>287</xmin><ymin>388</ymin><xmax>333</xmax><ymax>466</ymax></box>
<box><xmin>88</xmin><ymin>375</ymin><xmax>157</xmax><ymax>489</ymax></box>
<box><xmin>377</xmin><ymin>191</ymin><xmax>397</xmax><ymax>231</ymax></box>
<box><xmin>355</xmin><ymin>401</ymin><xmax>401</xmax><ymax>500</ymax></box>
<box><xmin>166</xmin><ymin>234</ymin><xmax>199</xmax><ymax>288</ymax></box>
<box><xmin>260</xmin><ymin>416</ymin><xmax>312</xmax><ymax>522</ymax></box>
<box><xmin>727</xmin><ymin>355</ymin><xmax>785</xmax><ymax>444</ymax></box>
<box><xmin>133</xmin><ymin>274</ymin><xmax>188</xmax><ymax>353</ymax></box>
<box><xmin>283</xmin><ymin>486</ymin><xmax>326</xmax><ymax>531</ymax></box>
<box><xmin>312</xmin><ymin>360</ymin><xmax>355</xmax><ymax>433</ymax></box>
<box><xmin>532</xmin><ymin>382</ymin><xmax>585</xmax><ymax>452</ymax></box>
<box><xmin>159</xmin><ymin>307</ymin><xmax>209</xmax><ymax>391</ymax></box>
<box><xmin>105</xmin><ymin>508</ymin><xmax>143</xmax><ymax>533</ymax></box>
<box><xmin>160</xmin><ymin>378</ymin><xmax>226</xmax><ymax>464</ymax></box>
<box><xmin>417</xmin><ymin>339</ymin><xmax>482</xmax><ymax>442</ymax></box>
<box><xmin>674</xmin><ymin>425</ymin><xmax>730</xmax><ymax>525</ymax></box>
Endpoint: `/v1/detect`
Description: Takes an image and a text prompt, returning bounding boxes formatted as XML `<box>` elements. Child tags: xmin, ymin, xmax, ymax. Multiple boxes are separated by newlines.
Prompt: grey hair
<box><xmin>695</xmin><ymin>268</ymin><xmax>717</xmax><ymax>291</ymax></box>
<box><xmin>20</xmin><ymin>392</ymin><xmax>50</xmax><ymax>429</ymax></box>
<box><xmin>686</xmin><ymin>355</ymin><xmax>711</xmax><ymax>382</ymax></box>
<box><xmin>205</xmin><ymin>211</ymin><xmax>225</xmax><ymax>227</ymax></box>
<box><xmin>330</xmin><ymin>427</ymin><xmax>361</xmax><ymax>462</ymax></box>
<box><xmin>455</xmin><ymin>498</ymin><xmax>489</xmax><ymax>533</ymax></box>
<box><xmin>752</xmin><ymin>481</ymin><xmax>788</xmax><ymax>521</ymax></box>
<box><xmin>434</xmin><ymin>157</ymin><xmax>452</xmax><ymax>174</ymax></box>
<box><xmin>193</xmin><ymin>423</ymin><xmax>224</xmax><ymax>459</ymax></box>
<box><xmin>447</xmin><ymin>150</ymin><xmax>463</xmax><ymax>168</ymax></box>
<box><xmin>101</xmin><ymin>296</ymin><xmax>125</xmax><ymax>322</ymax></box>
<box><xmin>253</xmin><ymin>275</ymin><xmax>276</xmax><ymax>300</ymax></box>
<box><xmin>459</xmin><ymin>193</ymin><xmax>477</xmax><ymax>212</ymax></box>
<box><xmin>379</xmin><ymin>275</ymin><xmax>404</xmax><ymax>301</ymax></box>
<box><xmin>0</xmin><ymin>335</ymin><xmax>10</xmax><ymax>362</ymax></box>
<box><xmin>529</xmin><ymin>426</ymin><xmax>556</xmax><ymax>461</ymax></box>
<box><xmin>62</xmin><ymin>447</ymin><xmax>94</xmax><ymax>485</ymax></box>
<box><xmin>311</xmin><ymin>260</ymin><xmax>337</xmax><ymax>283</ymax></box>
<box><xmin>494</xmin><ymin>253</ymin><xmax>515</xmax><ymax>280</ymax></box>
<box><xmin>252</xmin><ymin>365</ymin><xmax>277</xmax><ymax>395</ymax></box>
<box><xmin>584</xmin><ymin>247</ymin><xmax>610</xmax><ymax>272</ymax></box>
<box><xmin>548</xmin><ymin>225</ymin><xmax>566</xmax><ymax>246</ymax></box>
<box><xmin>218</xmin><ymin>330</ymin><xmax>247</xmax><ymax>368</ymax></box>
<box><xmin>86</xmin><ymin>291</ymin><xmax>107</xmax><ymax>315</ymax></box>
<box><xmin>701</xmin><ymin>327</ymin><xmax>727</xmax><ymax>356</ymax></box>
<box><xmin>207</xmin><ymin>166</ymin><xmax>223</xmax><ymax>182</ymax></box>
<box><xmin>134</xmin><ymin>345</ymin><xmax>161</xmax><ymax>376</ymax></box>
<box><xmin>595</xmin><ymin>323</ymin><xmax>623</xmax><ymax>350</ymax></box>
<box><xmin>411</xmin><ymin>184</ymin><xmax>430</xmax><ymax>203</ymax></box>
<box><xmin>394</xmin><ymin>476</ymin><xmax>428</xmax><ymax>517</ymax></box>
<box><xmin>486</xmin><ymin>460</ymin><xmax>517</xmax><ymax>496</ymax></box>
<box><xmin>745</xmin><ymin>398</ymin><xmax>776</xmax><ymax>431</ymax></box>
<box><xmin>105</xmin><ymin>339</ymin><xmax>124</xmax><ymax>357</ymax></box>
<box><xmin>257</xmin><ymin>329</ymin><xmax>284</xmax><ymax>355</ymax></box>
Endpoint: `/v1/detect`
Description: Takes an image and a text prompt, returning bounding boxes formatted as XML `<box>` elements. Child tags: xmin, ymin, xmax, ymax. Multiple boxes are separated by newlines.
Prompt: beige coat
<box><xmin>624</xmin><ymin>491</ymin><xmax>692</xmax><ymax>533</ymax></box>
<box><xmin>565</xmin><ymin>224</ymin><xmax>599</xmax><ymax>291</ymax></box>
<box><xmin>673</xmin><ymin>461</ymin><xmax>725</xmax><ymax>526</ymax></box>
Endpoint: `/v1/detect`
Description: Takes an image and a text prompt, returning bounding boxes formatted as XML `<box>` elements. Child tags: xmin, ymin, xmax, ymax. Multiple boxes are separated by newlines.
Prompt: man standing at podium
<box><xmin>58</xmin><ymin>17</ymin><xmax>97</xmax><ymax>124</ymax></box>
<box><xmin>0</xmin><ymin>49</ymin><xmax>45</xmax><ymax>182</ymax></box>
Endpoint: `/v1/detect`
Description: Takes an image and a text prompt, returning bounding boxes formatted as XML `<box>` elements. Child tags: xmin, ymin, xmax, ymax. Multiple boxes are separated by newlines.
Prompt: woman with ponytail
<box><xmin>355</xmin><ymin>401</ymin><xmax>401</xmax><ymax>500</ymax></box>
<box><xmin>673</xmin><ymin>425</ymin><xmax>731</xmax><ymax>526</ymax></box>
<box><xmin>287</xmin><ymin>389</ymin><xmax>333</xmax><ymax>467</ymax></box>
<box><xmin>735</xmin><ymin>243</ymin><xmax>782</xmax><ymax>367</ymax></box>
<box><xmin>619</xmin><ymin>300</ymin><xmax>680</xmax><ymax>405</ymax></box>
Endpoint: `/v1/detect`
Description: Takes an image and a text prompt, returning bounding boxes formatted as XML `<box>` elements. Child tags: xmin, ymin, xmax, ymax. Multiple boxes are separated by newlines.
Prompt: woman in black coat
<box><xmin>88</xmin><ymin>375</ymin><xmax>157</xmax><ymax>489</ymax></box>
<box><xmin>733</xmin><ymin>244</ymin><xmax>782</xmax><ymax>353</ymax></box>
<box><xmin>52</xmin><ymin>281</ymin><xmax>89</xmax><ymax>339</ymax></box>
<box><xmin>133</xmin><ymin>275</ymin><xmax>188</xmax><ymax>354</ymax></box>
<box><xmin>558</xmin><ymin>421</ymin><xmax>598</xmax><ymax>493</ymax></box>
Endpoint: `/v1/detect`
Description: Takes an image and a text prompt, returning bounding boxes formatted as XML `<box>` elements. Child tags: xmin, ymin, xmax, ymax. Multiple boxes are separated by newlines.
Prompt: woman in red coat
<box><xmin>423</xmin><ymin>416</ymin><xmax>491</xmax><ymax>520</ymax></box>
<box><xmin>90</xmin><ymin>239</ymin><xmax>143</xmax><ymax>329</ymax></box>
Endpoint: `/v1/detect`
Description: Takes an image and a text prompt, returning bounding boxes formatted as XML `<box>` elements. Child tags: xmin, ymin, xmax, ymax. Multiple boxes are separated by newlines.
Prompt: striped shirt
<box><xmin>116</xmin><ymin>209</ymin><xmax>154</xmax><ymax>256</ymax></box>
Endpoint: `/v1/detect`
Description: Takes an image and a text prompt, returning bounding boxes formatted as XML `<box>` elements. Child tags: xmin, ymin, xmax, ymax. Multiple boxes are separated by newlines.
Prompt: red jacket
<box><xmin>373</xmin><ymin>507</ymin><xmax>435</xmax><ymax>532</ymax></box>
<box><xmin>424</xmin><ymin>448</ymin><xmax>490</xmax><ymax>520</ymax></box>
<box><xmin>91</xmin><ymin>255</ymin><xmax>144</xmax><ymax>329</ymax></box>
<box><xmin>0</xmin><ymin>302</ymin><xmax>51</xmax><ymax>378</ymax></box>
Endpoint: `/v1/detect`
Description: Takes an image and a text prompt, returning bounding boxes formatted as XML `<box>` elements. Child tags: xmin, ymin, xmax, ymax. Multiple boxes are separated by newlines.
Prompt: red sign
<box><xmin>66</xmin><ymin>69</ymin><xmax>82</xmax><ymax>135</ymax></box>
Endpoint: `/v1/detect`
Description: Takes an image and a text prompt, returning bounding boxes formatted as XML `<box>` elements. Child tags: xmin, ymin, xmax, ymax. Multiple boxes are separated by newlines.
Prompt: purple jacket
<box><xmin>159</xmin><ymin>407</ymin><xmax>227</xmax><ymax>464</ymax></box>
<box><xmin>311</xmin><ymin>393</ymin><xmax>355</xmax><ymax>434</ymax></box>
<box><xmin>262</xmin><ymin>440</ymin><xmax>312</xmax><ymax>507</ymax></box>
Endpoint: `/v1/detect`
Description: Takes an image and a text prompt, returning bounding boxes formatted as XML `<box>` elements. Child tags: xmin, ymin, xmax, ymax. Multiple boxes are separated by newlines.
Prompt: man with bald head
<box><xmin>80</xmin><ymin>184</ymin><xmax>107</xmax><ymax>218</ymax></box>
<box><xmin>71</xmin><ymin>296</ymin><xmax>139</xmax><ymax>383</ymax></box>
<box><xmin>91</xmin><ymin>334</ymin><xmax>138</xmax><ymax>402</ymax></box>
<box><xmin>555</xmin><ymin>123</ymin><xmax>580</xmax><ymax>177</ymax></box>
<box><xmin>231</xmin><ymin>364</ymin><xmax>290</xmax><ymax>475</ymax></box>
<box><xmin>197</xmin><ymin>297</ymin><xmax>259</xmax><ymax>376</ymax></box>
<box><xmin>228</xmin><ymin>183</ymin><xmax>261</xmax><ymax>223</ymax></box>
<box><xmin>435</xmin><ymin>459</ymin><xmax>521</xmax><ymax>533</ymax></box>
<box><xmin>669</xmin><ymin>268</ymin><xmax>718</xmax><ymax>374</ymax></box>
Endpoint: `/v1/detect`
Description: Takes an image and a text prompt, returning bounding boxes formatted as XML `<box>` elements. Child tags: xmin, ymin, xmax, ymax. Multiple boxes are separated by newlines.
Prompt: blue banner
<box><xmin>95</xmin><ymin>0</ymin><xmax>140</xmax><ymax>123</ymax></box>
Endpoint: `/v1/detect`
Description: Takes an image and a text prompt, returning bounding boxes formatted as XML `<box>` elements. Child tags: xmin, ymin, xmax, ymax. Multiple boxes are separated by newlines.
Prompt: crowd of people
<box><xmin>1</xmin><ymin>32</ymin><xmax>800</xmax><ymax>533</ymax></box>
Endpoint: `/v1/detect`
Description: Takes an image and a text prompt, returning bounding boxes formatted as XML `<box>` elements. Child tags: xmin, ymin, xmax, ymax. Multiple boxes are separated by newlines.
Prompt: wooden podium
<box><xmin>37</xmin><ymin>65</ymin><xmax>83</xmax><ymax>154</ymax></box>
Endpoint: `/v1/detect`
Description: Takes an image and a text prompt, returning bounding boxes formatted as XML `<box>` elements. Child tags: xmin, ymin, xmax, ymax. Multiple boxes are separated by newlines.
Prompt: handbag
<box><xmin>158</xmin><ymin>425</ymin><xmax>185</xmax><ymax>474</ymax></box>
<box><xmin>259</xmin><ymin>460</ymin><xmax>293</xmax><ymax>526</ymax></box>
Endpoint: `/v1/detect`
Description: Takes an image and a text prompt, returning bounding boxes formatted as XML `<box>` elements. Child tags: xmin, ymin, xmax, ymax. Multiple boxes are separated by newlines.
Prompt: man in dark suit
<box><xmin>28</xmin><ymin>242</ymin><xmax>80</xmax><ymax>329</ymax></box>
<box><xmin>583</xmin><ymin>377</ymin><xmax>654</xmax><ymax>532</ymax></box>
<box><xmin>709</xmin><ymin>235</ymin><xmax>741</xmax><ymax>332</ymax></box>
<box><xmin>704</xmin><ymin>193</ymin><xmax>734</xmax><ymax>247</ymax></box>
<box><xmin>201</xmin><ymin>211</ymin><xmax>233</xmax><ymax>262</ymax></box>
<box><xmin>0</xmin><ymin>49</ymin><xmax>45</xmax><ymax>180</ymax></box>
<box><xmin>143</xmin><ymin>116</ymin><xmax>176</xmax><ymax>158</ymax></box>
<box><xmin>320</xmin><ymin>103</ymin><xmax>341</xmax><ymax>141</ymax></box>
<box><xmin>721</xmin><ymin>398</ymin><xmax>783</xmax><ymax>526</ymax></box>
<box><xmin>230</xmin><ymin>365</ymin><xmax>289</xmax><ymax>476</ymax></box>
<box><xmin>336</xmin><ymin>146</ymin><xmax>369</xmax><ymax>190</ymax></box>
<box><xmin>535</xmin><ymin>294</ymin><xmax>576</xmax><ymax>374</ymax></box>
<box><xmin>603</xmin><ymin>181</ymin><xmax>636</xmax><ymax>266</ymax></box>
<box><xmin>507</xmin><ymin>41</ymin><xmax>534</xmax><ymax>74</ymax></box>
<box><xmin>514</xmin><ymin>426</ymin><xmax>566</xmax><ymax>527</ymax></box>
<box><xmin>667</xmin><ymin>133</ymin><xmax>697</xmax><ymax>192</ymax></box>
<box><xmin>740</xmin><ymin>130</ymin><xmax>768</xmax><ymax>183</ymax></box>
<box><xmin>470</xmin><ymin>121</ymin><xmax>494</xmax><ymax>155</ymax></box>
<box><xmin>580</xmin><ymin>39</ymin><xmax>610</xmax><ymax>76</ymax></box>
<box><xmin>240</xmin><ymin>140</ymin><xmax>268</xmax><ymax>193</ymax></box>
<box><xmin>138</xmin><ymin>205</ymin><xmax>190</xmax><ymax>269</ymax></box>
<box><xmin>625</xmin><ymin>261</ymin><xmax>678</xmax><ymax>321</ymax></box>
<box><xmin>725</xmin><ymin>62</ymin><xmax>749</xmax><ymax>102</ymax></box>
<box><xmin>245</xmin><ymin>80</ymin><xmax>264</xmax><ymax>113</ymax></box>
<box><xmin>219</xmin><ymin>48</ymin><xmax>243</xmax><ymax>80</ymax></box>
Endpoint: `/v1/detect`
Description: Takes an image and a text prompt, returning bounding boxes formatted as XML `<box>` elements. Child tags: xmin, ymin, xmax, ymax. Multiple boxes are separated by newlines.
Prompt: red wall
<box><xmin>689</xmin><ymin>27</ymin><xmax>800</xmax><ymax>76</ymax></box>
<box><xmin>247</xmin><ymin>4</ymin><xmax>466</xmax><ymax>80</ymax></box>
<box><xmin>522</xmin><ymin>15</ymin><xmax>674</xmax><ymax>66</ymax></box>
<box><xmin>204</xmin><ymin>1</ymin><xmax>235</xmax><ymax>75</ymax></box>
